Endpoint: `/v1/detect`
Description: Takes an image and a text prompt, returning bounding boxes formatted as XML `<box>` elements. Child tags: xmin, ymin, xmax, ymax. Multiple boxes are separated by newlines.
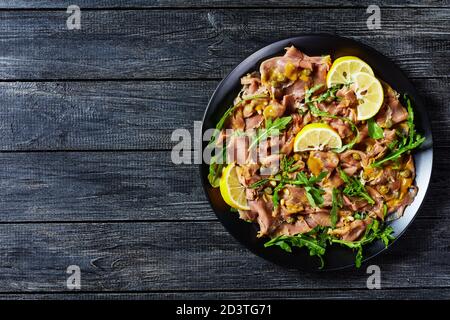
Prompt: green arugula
<box><xmin>207</xmin><ymin>94</ymin><xmax>268</xmax><ymax>187</ymax></box>
<box><xmin>264</xmin><ymin>227</ymin><xmax>329</xmax><ymax>268</ymax></box>
<box><xmin>286</xmin><ymin>171</ymin><xmax>327</xmax><ymax>207</ymax></box>
<box><xmin>266</xmin><ymin>220</ymin><xmax>395</xmax><ymax>268</ymax></box>
<box><xmin>248</xmin><ymin>116</ymin><xmax>292</xmax><ymax>150</ymax></box>
<box><xmin>338</xmin><ymin>168</ymin><xmax>375</xmax><ymax>205</ymax></box>
<box><xmin>331</xmin><ymin>220</ymin><xmax>395</xmax><ymax>267</ymax></box>
<box><xmin>367</xmin><ymin>117</ymin><xmax>384</xmax><ymax>139</ymax></box>
<box><xmin>372</xmin><ymin>95</ymin><xmax>425</xmax><ymax>167</ymax></box>
<box><xmin>330</xmin><ymin>188</ymin><xmax>343</xmax><ymax>228</ymax></box>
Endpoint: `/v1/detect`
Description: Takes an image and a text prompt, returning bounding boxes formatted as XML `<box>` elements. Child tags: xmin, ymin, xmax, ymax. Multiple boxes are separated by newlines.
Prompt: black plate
<box><xmin>200</xmin><ymin>35</ymin><xmax>433</xmax><ymax>271</ymax></box>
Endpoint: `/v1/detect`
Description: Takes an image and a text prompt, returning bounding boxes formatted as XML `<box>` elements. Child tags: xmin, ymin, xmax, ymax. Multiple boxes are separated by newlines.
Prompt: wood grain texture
<box><xmin>0</xmin><ymin>78</ymin><xmax>447</xmax><ymax>151</ymax></box>
<box><xmin>0</xmin><ymin>147</ymin><xmax>446</xmax><ymax>222</ymax></box>
<box><xmin>0</xmin><ymin>219</ymin><xmax>448</xmax><ymax>292</ymax></box>
<box><xmin>0</xmin><ymin>288</ymin><xmax>449</xmax><ymax>299</ymax></box>
<box><xmin>0</xmin><ymin>9</ymin><xmax>448</xmax><ymax>80</ymax></box>
<box><xmin>0</xmin><ymin>0</ymin><xmax>448</xmax><ymax>9</ymax></box>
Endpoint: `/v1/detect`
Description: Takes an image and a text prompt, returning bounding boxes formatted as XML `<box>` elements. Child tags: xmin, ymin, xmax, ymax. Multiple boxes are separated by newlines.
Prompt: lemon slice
<box><xmin>219</xmin><ymin>163</ymin><xmax>250</xmax><ymax>211</ymax></box>
<box><xmin>293</xmin><ymin>123</ymin><xmax>342</xmax><ymax>152</ymax></box>
<box><xmin>351</xmin><ymin>72</ymin><xmax>384</xmax><ymax>120</ymax></box>
<box><xmin>326</xmin><ymin>56</ymin><xmax>374</xmax><ymax>88</ymax></box>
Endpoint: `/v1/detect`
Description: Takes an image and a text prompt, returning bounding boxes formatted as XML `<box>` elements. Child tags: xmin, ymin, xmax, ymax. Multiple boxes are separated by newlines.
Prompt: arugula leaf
<box><xmin>207</xmin><ymin>146</ymin><xmax>226</xmax><ymax>187</ymax></box>
<box><xmin>372</xmin><ymin>95</ymin><xmax>425</xmax><ymax>167</ymax></box>
<box><xmin>330</xmin><ymin>188</ymin><xmax>343</xmax><ymax>228</ymax></box>
<box><xmin>338</xmin><ymin>168</ymin><xmax>375</xmax><ymax>205</ymax></box>
<box><xmin>331</xmin><ymin>220</ymin><xmax>395</xmax><ymax>267</ymax></box>
<box><xmin>286</xmin><ymin>171</ymin><xmax>327</xmax><ymax>207</ymax></box>
<box><xmin>304</xmin><ymin>84</ymin><xmax>325</xmax><ymax>103</ymax></box>
<box><xmin>248</xmin><ymin>178</ymin><xmax>269</xmax><ymax>189</ymax></box>
<box><xmin>265</xmin><ymin>228</ymin><xmax>328</xmax><ymax>268</ymax></box>
<box><xmin>248</xmin><ymin>116</ymin><xmax>292</xmax><ymax>150</ymax></box>
<box><xmin>207</xmin><ymin>94</ymin><xmax>268</xmax><ymax>187</ymax></box>
<box><xmin>367</xmin><ymin>118</ymin><xmax>384</xmax><ymax>139</ymax></box>
<box><xmin>272</xmin><ymin>182</ymin><xmax>285</xmax><ymax>208</ymax></box>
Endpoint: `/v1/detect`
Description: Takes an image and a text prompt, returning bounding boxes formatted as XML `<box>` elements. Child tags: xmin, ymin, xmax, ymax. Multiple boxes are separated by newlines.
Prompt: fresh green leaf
<box><xmin>265</xmin><ymin>231</ymin><xmax>328</xmax><ymax>268</ymax></box>
<box><xmin>249</xmin><ymin>178</ymin><xmax>270</xmax><ymax>189</ymax></box>
<box><xmin>338</xmin><ymin>168</ymin><xmax>375</xmax><ymax>205</ymax></box>
<box><xmin>368</xmin><ymin>118</ymin><xmax>384</xmax><ymax>139</ymax></box>
<box><xmin>272</xmin><ymin>182</ymin><xmax>285</xmax><ymax>208</ymax></box>
<box><xmin>372</xmin><ymin>95</ymin><xmax>425</xmax><ymax>167</ymax></box>
<box><xmin>248</xmin><ymin>116</ymin><xmax>292</xmax><ymax>150</ymax></box>
<box><xmin>330</xmin><ymin>188</ymin><xmax>343</xmax><ymax>228</ymax></box>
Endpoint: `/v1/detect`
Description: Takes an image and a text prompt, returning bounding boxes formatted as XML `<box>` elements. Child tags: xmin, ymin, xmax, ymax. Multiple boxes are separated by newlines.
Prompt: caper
<box><xmin>352</xmin><ymin>153</ymin><xmax>361</xmax><ymax>160</ymax></box>
<box><xmin>264</xmin><ymin>187</ymin><xmax>273</xmax><ymax>195</ymax></box>
<box><xmin>400</xmin><ymin>169</ymin><xmax>412</xmax><ymax>178</ymax></box>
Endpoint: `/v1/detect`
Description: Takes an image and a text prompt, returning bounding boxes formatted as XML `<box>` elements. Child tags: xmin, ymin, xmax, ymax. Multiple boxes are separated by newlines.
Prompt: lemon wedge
<box><xmin>293</xmin><ymin>123</ymin><xmax>342</xmax><ymax>152</ymax></box>
<box><xmin>326</xmin><ymin>56</ymin><xmax>374</xmax><ymax>88</ymax></box>
<box><xmin>219</xmin><ymin>163</ymin><xmax>250</xmax><ymax>211</ymax></box>
<box><xmin>351</xmin><ymin>72</ymin><xmax>384</xmax><ymax>120</ymax></box>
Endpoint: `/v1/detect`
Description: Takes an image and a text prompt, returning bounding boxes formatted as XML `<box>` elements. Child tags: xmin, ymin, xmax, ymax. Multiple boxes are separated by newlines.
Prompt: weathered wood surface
<box><xmin>0</xmin><ymin>78</ymin><xmax>447</xmax><ymax>151</ymax></box>
<box><xmin>1</xmin><ymin>288</ymin><xmax>450</xmax><ymax>300</ymax></box>
<box><xmin>0</xmin><ymin>2</ymin><xmax>448</xmax><ymax>299</ymax></box>
<box><xmin>0</xmin><ymin>219</ymin><xmax>448</xmax><ymax>293</ymax></box>
<box><xmin>0</xmin><ymin>9</ymin><xmax>448</xmax><ymax>80</ymax></box>
<box><xmin>0</xmin><ymin>0</ymin><xmax>448</xmax><ymax>9</ymax></box>
<box><xmin>0</xmin><ymin>148</ymin><xmax>447</xmax><ymax>222</ymax></box>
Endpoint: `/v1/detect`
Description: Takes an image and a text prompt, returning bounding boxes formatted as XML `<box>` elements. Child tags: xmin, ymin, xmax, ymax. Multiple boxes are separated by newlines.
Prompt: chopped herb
<box><xmin>338</xmin><ymin>168</ymin><xmax>375</xmax><ymax>205</ymax></box>
<box><xmin>368</xmin><ymin>117</ymin><xmax>384</xmax><ymax>139</ymax></box>
<box><xmin>372</xmin><ymin>95</ymin><xmax>425</xmax><ymax>167</ymax></box>
<box><xmin>248</xmin><ymin>116</ymin><xmax>292</xmax><ymax>150</ymax></box>
<box><xmin>330</xmin><ymin>188</ymin><xmax>343</xmax><ymax>228</ymax></box>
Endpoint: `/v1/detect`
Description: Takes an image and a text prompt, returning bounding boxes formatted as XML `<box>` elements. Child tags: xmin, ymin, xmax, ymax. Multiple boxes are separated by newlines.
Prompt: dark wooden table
<box><xmin>0</xmin><ymin>0</ymin><xmax>448</xmax><ymax>300</ymax></box>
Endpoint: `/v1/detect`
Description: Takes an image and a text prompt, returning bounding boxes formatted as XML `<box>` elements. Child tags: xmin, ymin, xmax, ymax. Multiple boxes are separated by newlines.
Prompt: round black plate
<box><xmin>200</xmin><ymin>35</ymin><xmax>433</xmax><ymax>271</ymax></box>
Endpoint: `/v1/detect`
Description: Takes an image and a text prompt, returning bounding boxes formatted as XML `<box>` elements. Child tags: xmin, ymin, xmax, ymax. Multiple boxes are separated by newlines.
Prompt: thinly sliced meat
<box><xmin>339</xmin><ymin>150</ymin><xmax>366</xmax><ymax>175</ymax></box>
<box><xmin>342</xmin><ymin>219</ymin><xmax>367</xmax><ymax>241</ymax></box>
<box><xmin>248</xmin><ymin>198</ymin><xmax>275</xmax><ymax>236</ymax></box>
<box><xmin>336</xmin><ymin>87</ymin><xmax>357</xmax><ymax>108</ymax></box>
<box><xmin>328</xmin><ymin>118</ymin><xmax>352</xmax><ymax>138</ymax></box>
<box><xmin>240</xmin><ymin>72</ymin><xmax>262</xmax><ymax>95</ymax></box>
<box><xmin>365</xmin><ymin>186</ymin><xmax>385</xmax><ymax>219</ymax></box>
<box><xmin>343</xmin><ymin>195</ymin><xmax>368</xmax><ymax>211</ymax></box>
<box><xmin>245</xmin><ymin>114</ymin><xmax>263</xmax><ymax>130</ymax></box>
<box><xmin>226</xmin><ymin>135</ymin><xmax>249</xmax><ymax>165</ymax></box>
<box><xmin>376</xmin><ymin>84</ymin><xmax>408</xmax><ymax>127</ymax></box>
<box><xmin>275</xmin><ymin>217</ymin><xmax>312</xmax><ymax>236</ymax></box>
<box><xmin>238</xmin><ymin>209</ymin><xmax>257</xmax><ymax>222</ymax></box>
<box><xmin>229</xmin><ymin>108</ymin><xmax>245</xmax><ymax>130</ymax></box>
<box><xmin>307</xmin><ymin>151</ymin><xmax>339</xmax><ymax>176</ymax></box>
<box><xmin>305</xmin><ymin>210</ymin><xmax>332</xmax><ymax>228</ymax></box>
<box><xmin>281</xmin><ymin>185</ymin><xmax>308</xmax><ymax>215</ymax></box>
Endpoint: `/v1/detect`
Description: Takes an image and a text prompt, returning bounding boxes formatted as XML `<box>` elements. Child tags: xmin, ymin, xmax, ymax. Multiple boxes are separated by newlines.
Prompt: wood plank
<box><xmin>0</xmin><ymin>9</ymin><xmax>447</xmax><ymax>80</ymax></box>
<box><xmin>0</xmin><ymin>78</ymin><xmax>447</xmax><ymax>151</ymax></box>
<box><xmin>0</xmin><ymin>219</ymin><xmax>448</xmax><ymax>292</ymax></box>
<box><xmin>0</xmin><ymin>1</ymin><xmax>448</xmax><ymax>9</ymax></box>
<box><xmin>0</xmin><ymin>288</ymin><xmax>448</xmax><ymax>299</ymax></box>
<box><xmin>0</xmin><ymin>148</ymin><xmax>446</xmax><ymax>222</ymax></box>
